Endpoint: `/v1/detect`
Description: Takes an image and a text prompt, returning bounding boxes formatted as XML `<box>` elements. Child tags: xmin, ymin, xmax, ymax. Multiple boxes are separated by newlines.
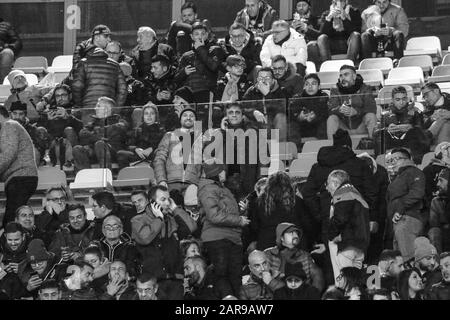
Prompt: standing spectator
<box><xmin>166</xmin><ymin>1</ymin><xmax>200</xmax><ymax>58</ymax></box>
<box><xmin>73</xmin><ymin>24</ymin><xmax>111</xmax><ymax>70</ymax></box>
<box><xmin>222</xmin><ymin>23</ymin><xmax>262</xmax><ymax>81</ymax></box>
<box><xmin>260</xmin><ymin>20</ymin><xmax>307</xmax><ymax>77</ymax></box>
<box><xmin>0</xmin><ymin>106</ymin><xmax>38</xmax><ymax>228</ymax></box>
<box><xmin>361</xmin><ymin>0</ymin><xmax>409</xmax><ymax>59</ymax></box>
<box><xmin>0</xmin><ymin>18</ymin><xmax>22</xmax><ymax>82</ymax></box>
<box><xmin>198</xmin><ymin>160</ymin><xmax>250</xmax><ymax>296</ymax></box>
<box><xmin>130</xmin><ymin>26</ymin><xmax>175</xmax><ymax>81</ymax></box>
<box><xmin>153</xmin><ymin>107</ymin><xmax>201</xmax><ymax>193</ymax></box>
<box><xmin>428</xmin><ymin>168</ymin><xmax>450</xmax><ymax>254</ymax></box>
<box><xmin>325</xmin><ymin>170</ymin><xmax>370</xmax><ymax>285</ymax></box>
<box><xmin>71</xmin><ymin>48</ymin><xmax>126</xmax><ymax>120</ymax></box>
<box><xmin>234</xmin><ymin>0</ymin><xmax>278</xmax><ymax>40</ymax></box>
<box><xmin>397</xmin><ymin>268</ymin><xmax>424</xmax><ymax>300</ymax></box>
<box><xmin>317</xmin><ymin>0</ymin><xmax>362</xmax><ymax>63</ymax></box>
<box><xmin>414</xmin><ymin>237</ymin><xmax>441</xmax><ymax>293</ymax></box>
<box><xmin>175</xmin><ymin>21</ymin><xmax>226</xmax><ymax>103</ymax></box>
<box><xmin>423</xmin><ymin>142</ymin><xmax>450</xmax><ymax>206</ymax></box>
<box><xmin>289</xmin><ymin>73</ymin><xmax>329</xmax><ymax>148</ymax></box>
<box><xmin>291</xmin><ymin>0</ymin><xmax>322</xmax><ymax>69</ymax></box>
<box><xmin>386</xmin><ymin>148</ymin><xmax>426</xmax><ymax>261</ymax></box>
<box><xmin>215</xmin><ymin>55</ymin><xmax>253</xmax><ymax>103</ymax></box>
<box><xmin>271</xmin><ymin>55</ymin><xmax>303</xmax><ymax>97</ymax></box>
<box><xmin>426</xmin><ymin>252</ymin><xmax>450</xmax><ymax>300</ymax></box>
<box><xmin>327</xmin><ymin>65</ymin><xmax>377</xmax><ymax>140</ymax></box>
<box><xmin>421</xmin><ymin>82</ymin><xmax>450</xmax><ymax>146</ymax></box>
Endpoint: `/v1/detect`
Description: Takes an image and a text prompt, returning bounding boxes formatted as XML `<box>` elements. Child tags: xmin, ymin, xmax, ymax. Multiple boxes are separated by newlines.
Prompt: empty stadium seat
<box><xmin>384</xmin><ymin>67</ymin><xmax>424</xmax><ymax>88</ymax></box>
<box><xmin>302</xmin><ymin>140</ymin><xmax>332</xmax><ymax>153</ymax></box>
<box><xmin>69</xmin><ymin>168</ymin><xmax>113</xmax><ymax>190</ymax></box>
<box><xmin>428</xmin><ymin>65</ymin><xmax>450</xmax><ymax>83</ymax></box>
<box><xmin>260</xmin><ymin>159</ymin><xmax>286</xmax><ymax>176</ymax></box>
<box><xmin>316</xmin><ymin>71</ymin><xmax>339</xmax><ymax>90</ymax></box>
<box><xmin>306</xmin><ymin>61</ymin><xmax>317</xmax><ymax>74</ymax></box>
<box><xmin>112</xmin><ymin>166</ymin><xmax>155</xmax><ymax>188</ymax></box>
<box><xmin>437</xmin><ymin>82</ymin><xmax>450</xmax><ymax>94</ymax></box>
<box><xmin>404</xmin><ymin>36</ymin><xmax>442</xmax><ymax>63</ymax></box>
<box><xmin>47</xmin><ymin>55</ymin><xmax>73</xmax><ymax>73</ymax></box>
<box><xmin>0</xmin><ymin>84</ymin><xmax>11</xmax><ymax>103</ymax></box>
<box><xmin>12</xmin><ymin>56</ymin><xmax>48</xmax><ymax>74</ymax></box>
<box><xmin>36</xmin><ymin>166</ymin><xmax>67</xmax><ymax>191</ymax></box>
<box><xmin>356</xmin><ymin>69</ymin><xmax>384</xmax><ymax>87</ymax></box>
<box><xmin>398</xmin><ymin>55</ymin><xmax>433</xmax><ymax>75</ymax></box>
<box><xmin>442</xmin><ymin>53</ymin><xmax>450</xmax><ymax>66</ymax></box>
<box><xmin>319</xmin><ymin>59</ymin><xmax>354</xmax><ymax>72</ymax></box>
<box><xmin>375</xmin><ymin>85</ymin><xmax>414</xmax><ymax>106</ymax></box>
<box><xmin>358</xmin><ymin>57</ymin><xmax>393</xmax><ymax>76</ymax></box>
<box><xmin>288</xmin><ymin>153</ymin><xmax>317</xmax><ymax>178</ymax></box>
<box><xmin>3</xmin><ymin>73</ymin><xmax>38</xmax><ymax>86</ymax></box>
<box><xmin>268</xmin><ymin>141</ymin><xmax>298</xmax><ymax>161</ymax></box>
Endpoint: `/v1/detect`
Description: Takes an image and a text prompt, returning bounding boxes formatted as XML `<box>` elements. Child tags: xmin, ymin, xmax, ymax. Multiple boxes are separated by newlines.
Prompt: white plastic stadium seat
<box><xmin>288</xmin><ymin>153</ymin><xmax>317</xmax><ymax>178</ymax></box>
<box><xmin>442</xmin><ymin>53</ymin><xmax>450</xmax><ymax>66</ymax></box>
<box><xmin>404</xmin><ymin>36</ymin><xmax>442</xmax><ymax>63</ymax></box>
<box><xmin>316</xmin><ymin>71</ymin><xmax>339</xmax><ymax>90</ymax></box>
<box><xmin>398</xmin><ymin>55</ymin><xmax>433</xmax><ymax>75</ymax></box>
<box><xmin>260</xmin><ymin>159</ymin><xmax>286</xmax><ymax>176</ymax></box>
<box><xmin>428</xmin><ymin>65</ymin><xmax>450</xmax><ymax>83</ymax></box>
<box><xmin>418</xmin><ymin>152</ymin><xmax>435</xmax><ymax>170</ymax></box>
<box><xmin>356</xmin><ymin>69</ymin><xmax>384</xmax><ymax>87</ymax></box>
<box><xmin>302</xmin><ymin>140</ymin><xmax>332</xmax><ymax>153</ymax></box>
<box><xmin>0</xmin><ymin>84</ymin><xmax>11</xmax><ymax>103</ymax></box>
<box><xmin>69</xmin><ymin>168</ymin><xmax>113</xmax><ymax>190</ymax></box>
<box><xmin>36</xmin><ymin>166</ymin><xmax>67</xmax><ymax>191</ymax></box>
<box><xmin>12</xmin><ymin>56</ymin><xmax>48</xmax><ymax>74</ymax></box>
<box><xmin>113</xmin><ymin>166</ymin><xmax>155</xmax><ymax>188</ymax></box>
<box><xmin>3</xmin><ymin>73</ymin><xmax>38</xmax><ymax>86</ymax></box>
<box><xmin>319</xmin><ymin>59</ymin><xmax>354</xmax><ymax>72</ymax></box>
<box><xmin>384</xmin><ymin>67</ymin><xmax>424</xmax><ymax>88</ymax></box>
<box><xmin>358</xmin><ymin>57</ymin><xmax>393</xmax><ymax>76</ymax></box>
<box><xmin>306</xmin><ymin>61</ymin><xmax>316</xmax><ymax>74</ymax></box>
<box><xmin>47</xmin><ymin>55</ymin><xmax>73</xmax><ymax>73</ymax></box>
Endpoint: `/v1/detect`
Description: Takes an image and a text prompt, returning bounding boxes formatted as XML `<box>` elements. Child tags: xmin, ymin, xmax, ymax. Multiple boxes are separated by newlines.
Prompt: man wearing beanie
<box><xmin>198</xmin><ymin>158</ymin><xmax>250</xmax><ymax>297</ymax></box>
<box><xmin>153</xmin><ymin>105</ymin><xmax>201</xmax><ymax>193</ymax></box>
<box><xmin>429</xmin><ymin>168</ymin><xmax>450</xmax><ymax>254</ymax></box>
<box><xmin>264</xmin><ymin>222</ymin><xmax>324</xmax><ymax>291</ymax></box>
<box><xmin>413</xmin><ymin>236</ymin><xmax>442</xmax><ymax>293</ymax></box>
<box><xmin>327</xmin><ymin>65</ymin><xmax>377</xmax><ymax>140</ymax></box>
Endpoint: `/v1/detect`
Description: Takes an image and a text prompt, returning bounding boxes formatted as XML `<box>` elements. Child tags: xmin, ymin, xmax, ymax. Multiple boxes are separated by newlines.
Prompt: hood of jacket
<box><xmin>317</xmin><ymin>146</ymin><xmax>356</xmax><ymax>167</ymax></box>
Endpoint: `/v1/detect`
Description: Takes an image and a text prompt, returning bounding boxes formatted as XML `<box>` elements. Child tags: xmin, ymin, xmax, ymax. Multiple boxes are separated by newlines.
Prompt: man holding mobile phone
<box><xmin>361</xmin><ymin>0</ymin><xmax>409</xmax><ymax>59</ymax></box>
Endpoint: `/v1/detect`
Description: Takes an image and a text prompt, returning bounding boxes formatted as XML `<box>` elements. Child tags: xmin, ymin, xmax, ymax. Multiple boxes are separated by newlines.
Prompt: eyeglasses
<box><xmin>48</xmin><ymin>197</ymin><xmax>66</xmax><ymax>202</ymax></box>
<box><xmin>104</xmin><ymin>224</ymin><xmax>122</xmax><ymax>231</ymax></box>
<box><xmin>272</xmin><ymin>67</ymin><xmax>286</xmax><ymax>72</ymax></box>
<box><xmin>257</xmin><ymin>76</ymin><xmax>273</xmax><ymax>82</ymax></box>
<box><xmin>31</xmin><ymin>260</ymin><xmax>46</xmax><ymax>267</ymax></box>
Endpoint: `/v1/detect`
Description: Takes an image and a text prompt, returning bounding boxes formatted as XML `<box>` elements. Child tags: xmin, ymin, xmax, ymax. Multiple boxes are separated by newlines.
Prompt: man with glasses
<box><xmin>271</xmin><ymin>54</ymin><xmax>303</xmax><ymax>97</ymax></box>
<box><xmin>134</xmin><ymin>273</ymin><xmax>160</xmax><ymax>300</ymax></box>
<box><xmin>421</xmin><ymin>82</ymin><xmax>450</xmax><ymax>146</ymax></box>
<box><xmin>260</xmin><ymin>20</ymin><xmax>307</xmax><ymax>77</ymax></box>
<box><xmin>386</xmin><ymin>148</ymin><xmax>426</xmax><ymax>261</ymax></box>
<box><xmin>215</xmin><ymin>54</ymin><xmax>252</xmax><ymax>102</ymax></box>
<box><xmin>0</xmin><ymin>18</ymin><xmax>22</xmax><ymax>83</ymax></box>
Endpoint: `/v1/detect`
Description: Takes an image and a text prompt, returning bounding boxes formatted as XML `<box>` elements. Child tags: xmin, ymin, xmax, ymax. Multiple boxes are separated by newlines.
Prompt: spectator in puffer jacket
<box><xmin>144</xmin><ymin>54</ymin><xmax>178</xmax><ymax>107</ymax></box>
<box><xmin>71</xmin><ymin>47</ymin><xmax>126</xmax><ymax>122</ymax></box>
<box><xmin>72</xmin><ymin>24</ymin><xmax>111</xmax><ymax>71</ymax></box>
<box><xmin>426</xmin><ymin>252</ymin><xmax>450</xmax><ymax>300</ymax></box>
<box><xmin>174</xmin><ymin>21</ymin><xmax>226</xmax><ymax>103</ymax></box>
<box><xmin>0</xmin><ymin>18</ymin><xmax>22</xmax><ymax>83</ymax></box>
<box><xmin>153</xmin><ymin>107</ymin><xmax>202</xmax><ymax>193</ymax></box>
<box><xmin>198</xmin><ymin>159</ymin><xmax>251</xmax><ymax>297</ymax></box>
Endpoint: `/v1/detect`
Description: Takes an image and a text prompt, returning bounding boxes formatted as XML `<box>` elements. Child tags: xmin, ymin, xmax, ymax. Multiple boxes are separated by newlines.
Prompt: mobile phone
<box><xmin>380</xmin><ymin>23</ymin><xmax>386</xmax><ymax>28</ymax></box>
<box><xmin>30</xmin><ymin>271</ymin><xmax>39</xmax><ymax>278</ymax></box>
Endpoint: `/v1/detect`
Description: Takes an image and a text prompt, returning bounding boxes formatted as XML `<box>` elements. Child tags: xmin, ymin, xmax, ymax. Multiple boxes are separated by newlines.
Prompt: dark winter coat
<box><xmin>144</xmin><ymin>68</ymin><xmax>178</xmax><ymax>106</ymax></box>
<box><xmin>222</xmin><ymin>30</ymin><xmax>261</xmax><ymax>75</ymax></box>
<box><xmin>426</xmin><ymin>280</ymin><xmax>450</xmax><ymax>300</ymax></box>
<box><xmin>130</xmin><ymin>41</ymin><xmax>176</xmax><ymax>80</ymax></box>
<box><xmin>48</xmin><ymin>221</ymin><xmax>96</xmax><ymax>259</ymax></box>
<box><xmin>273</xmin><ymin>282</ymin><xmax>320</xmax><ymax>300</ymax></box>
<box><xmin>319</xmin><ymin>6</ymin><xmax>362</xmax><ymax>40</ymax></box>
<box><xmin>214</xmin><ymin>74</ymin><xmax>253</xmax><ymax>102</ymax></box>
<box><xmin>0</xmin><ymin>19</ymin><xmax>22</xmax><ymax>55</ymax></box>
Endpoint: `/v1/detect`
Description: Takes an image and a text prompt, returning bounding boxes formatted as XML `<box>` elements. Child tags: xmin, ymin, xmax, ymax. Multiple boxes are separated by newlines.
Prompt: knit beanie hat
<box><xmin>284</xmin><ymin>261</ymin><xmax>307</xmax><ymax>280</ymax></box>
<box><xmin>414</xmin><ymin>237</ymin><xmax>437</xmax><ymax>262</ymax></box>
<box><xmin>297</xmin><ymin>0</ymin><xmax>311</xmax><ymax>6</ymax></box>
<box><xmin>174</xmin><ymin>86</ymin><xmax>195</xmax><ymax>104</ymax></box>
<box><xmin>9</xmin><ymin>101</ymin><xmax>27</xmax><ymax>112</ymax></box>
<box><xmin>333</xmin><ymin>129</ymin><xmax>352</xmax><ymax>148</ymax></box>
<box><xmin>179</xmin><ymin>107</ymin><xmax>197</xmax><ymax>120</ymax></box>
<box><xmin>203</xmin><ymin>158</ymin><xmax>226</xmax><ymax>179</ymax></box>
<box><xmin>7</xmin><ymin>69</ymin><xmax>25</xmax><ymax>87</ymax></box>
<box><xmin>27</xmin><ymin>239</ymin><xmax>53</xmax><ymax>262</ymax></box>
<box><xmin>184</xmin><ymin>184</ymin><xmax>198</xmax><ymax>206</ymax></box>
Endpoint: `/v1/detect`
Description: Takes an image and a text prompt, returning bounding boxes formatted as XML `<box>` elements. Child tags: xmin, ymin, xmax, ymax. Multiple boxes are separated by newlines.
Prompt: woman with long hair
<box><xmin>397</xmin><ymin>267</ymin><xmax>424</xmax><ymax>300</ymax></box>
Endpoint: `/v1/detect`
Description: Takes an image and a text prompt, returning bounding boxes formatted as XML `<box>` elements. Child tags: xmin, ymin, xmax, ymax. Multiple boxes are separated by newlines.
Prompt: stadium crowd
<box><xmin>0</xmin><ymin>0</ymin><xmax>449</xmax><ymax>300</ymax></box>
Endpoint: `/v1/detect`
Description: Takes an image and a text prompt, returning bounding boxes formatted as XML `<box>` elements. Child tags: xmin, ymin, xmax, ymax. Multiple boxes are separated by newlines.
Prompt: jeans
<box><xmin>0</xmin><ymin>48</ymin><xmax>15</xmax><ymax>83</ymax></box>
<box><xmin>361</xmin><ymin>30</ymin><xmax>405</xmax><ymax>59</ymax></box>
<box><xmin>327</xmin><ymin>113</ymin><xmax>377</xmax><ymax>139</ymax></box>
<box><xmin>3</xmin><ymin>176</ymin><xmax>38</xmax><ymax>227</ymax></box>
<box><xmin>317</xmin><ymin>32</ymin><xmax>361</xmax><ymax>63</ymax></box>
<box><xmin>393</xmin><ymin>215</ymin><xmax>423</xmax><ymax>261</ymax></box>
<box><xmin>329</xmin><ymin>242</ymin><xmax>365</xmax><ymax>286</ymax></box>
<box><xmin>204</xmin><ymin>239</ymin><xmax>243</xmax><ymax>297</ymax></box>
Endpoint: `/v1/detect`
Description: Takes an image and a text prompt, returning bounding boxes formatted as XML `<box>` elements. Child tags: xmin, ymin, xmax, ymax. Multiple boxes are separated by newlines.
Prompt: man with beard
<box><xmin>0</xmin><ymin>223</ymin><xmax>28</xmax><ymax>277</ymax></box>
<box><xmin>327</xmin><ymin>65</ymin><xmax>377</xmax><ymax>140</ymax></box>
<box><xmin>421</xmin><ymin>82</ymin><xmax>450</xmax><ymax>146</ymax></box>
<box><xmin>423</xmin><ymin>143</ymin><xmax>450</xmax><ymax>206</ymax></box>
<box><xmin>377</xmin><ymin>250</ymin><xmax>405</xmax><ymax>294</ymax></box>
<box><xmin>264</xmin><ymin>223</ymin><xmax>324</xmax><ymax>292</ymax></box>
<box><xmin>60</xmin><ymin>260</ymin><xmax>96</xmax><ymax>300</ymax></box>
<box><xmin>49</xmin><ymin>204</ymin><xmax>95</xmax><ymax>263</ymax></box>
<box><xmin>429</xmin><ymin>168</ymin><xmax>450</xmax><ymax>254</ymax></box>
<box><xmin>271</xmin><ymin>55</ymin><xmax>303</xmax><ymax>97</ymax></box>
<box><xmin>426</xmin><ymin>252</ymin><xmax>450</xmax><ymax>300</ymax></box>
<box><xmin>413</xmin><ymin>237</ymin><xmax>441</xmax><ymax>292</ymax></box>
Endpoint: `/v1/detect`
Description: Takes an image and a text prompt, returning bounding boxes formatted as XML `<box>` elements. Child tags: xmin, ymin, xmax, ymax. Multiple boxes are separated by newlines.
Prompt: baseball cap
<box><xmin>92</xmin><ymin>24</ymin><xmax>112</xmax><ymax>37</ymax></box>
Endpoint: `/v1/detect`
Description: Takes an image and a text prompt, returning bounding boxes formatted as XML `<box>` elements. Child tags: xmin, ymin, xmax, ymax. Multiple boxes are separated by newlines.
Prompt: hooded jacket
<box><xmin>273</xmin><ymin>282</ymin><xmax>320</xmax><ymax>300</ymax></box>
<box><xmin>71</xmin><ymin>48</ymin><xmax>127</xmax><ymax>108</ymax></box>
<box><xmin>329</xmin><ymin>74</ymin><xmax>377</xmax><ymax>129</ymax></box>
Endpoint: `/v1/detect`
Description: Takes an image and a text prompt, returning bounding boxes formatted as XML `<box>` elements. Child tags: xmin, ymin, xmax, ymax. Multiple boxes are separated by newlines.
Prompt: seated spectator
<box><xmin>144</xmin><ymin>54</ymin><xmax>177</xmax><ymax>107</ymax></box>
<box><xmin>361</xmin><ymin>0</ymin><xmax>409</xmax><ymax>59</ymax></box>
<box><xmin>0</xmin><ymin>223</ymin><xmax>28</xmax><ymax>284</ymax></box>
<box><xmin>117</xmin><ymin>103</ymin><xmax>165</xmax><ymax>169</ymax></box>
<box><xmin>289</xmin><ymin>73</ymin><xmax>329</xmax><ymax>148</ymax></box>
<box><xmin>60</xmin><ymin>260</ymin><xmax>97</xmax><ymax>300</ymax></box>
<box><xmin>131</xmin><ymin>185</ymin><xmax>197</xmax><ymax>300</ymax></box>
<box><xmin>166</xmin><ymin>2</ymin><xmax>201</xmax><ymax>58</ymax></box>
<box><xmin>153</xmin><ymin>107</ymin><xmax>201</xmax><ymax>192</ymax></box>
<box><xmin>373</xmin><ymin>86</ymin><xmax>428</xmax><ymax>163</ymax></box>
<box><xmin>271</xmin><ymin>55</ymin><xmax>303</xmax><ymax>97</ymax></box>
<box><xmin>130</xmin><ymin>26</ymin><xmax>175</xmax><ymax>81</ymax></box>
<box><xmin>14</xmin><ymin>206</ymin><xmax>48</xmax><ymax>244</ymax></box>
<box><xmin>336</xmin><ymin>267</ymin><xmax>367</xmax><ymax>299</ymax></box>
<box><xmin>215</xmin><ymin>55</ymin><xmax>252</xmax><ymax>103</ymax></box>
<box><xmin>184</xmin><ymin>255</ymin><xmax>233</xmax><ymax>300</ymax></box>
<box><xmin>265</xmin><ymin>223</ymin><xmax>324</xmax><ymax>291</ymax></box>
<box><xmin>72</xmin><ymin>97</ymin><xmax>129</xmax><ymax>171</ymax></box>
<box><xmin>38</xmin><ymin>279</ymin><xmax>62</xmax><ymax>300</ymax></box>
<box><xmin>4</xmin><ymin>69</ymin><xmax>53</xmax><ymax>123</ymax></box>
<box><xmin>129</xmin><ymin>190</ymin><xmax>150</xmax><ymax>217</ymax></box>
<box><xmin>397</xmin><ymin>267</ymin><xmax>424</xmax><ymax>300</ymax></box>
<box><xmin>423</xmin><ymin>142</ymin><xmax>450</xmax><ymax>205</ymax></box>
<box><xmin>273</xmin><ymin>261</ymin><xmax>321</xmax><ymax>300</ymax></box>
<box><xmin>429</xmin><ymin>168</ymin><xmax>450</xmax><ymax>254</ymax></box>
<box><xmin>71</xmin><ymin>47</ymin><xmax>126</xmax><ymax>120</ymax></box>
<box><xmin>73</xmin><ymin>24</ymin><xmax>111</xmax><ymax>71</ymax></box>
<box><xmin>119</xmin><ymin>62</ymin><xmax>147</xmax><ymax>123</ymax></box>
<box><xmin>317</xmin><ymin>0</ymin><xmax>362</xmax><ymax>63</ymax></box>
<box><xmin>377</xmin><ymin>249</ymin><xmax>404</xmax><ymax>294</ymax></box>
<box><xmin>234</xmin><ymin>0</ymin><xmax>278</xmax><ymax>40</ymax></box>
<box><xmin>222</xmin><ymin>23</ymin><xmax>262</xmax><ymax>81</ymax></box>
<box><xmin>260</xmin><ymin>20</ymin><xmax>307</xmax><ymax>77</ymax></box>
<box><xmin>327</xmin><ymin>65</ymin><xmax>377</xmax><ymax>140</ymax></box>
<box><xmin>0</xmin><ymin>18</ymin><xmax>22</xmax><ymax>82</ymax></box>
<box><xmin>240</xmin><ymin>250</ymin><xmax>284</xmax><ymax>300</ymax></box>
<box><xmin>49</xmin><ymin>204</ymin><xmax>95</xmax><ymax>263</ymax></box>
<box><xmin>174</xmin><ymin>21</ymin><xmax>226</xmax><ymax>103</ymax></box>
<box><xmin>35</xmin><ymin>186</ymin><xmax>70</xmax><ymax>241</ymax></box>
<box><xmin>426</xmin><ymin>252</ymin><xmax>450</xmax><ymax>300</ymax></box>
<box><xmin>291</xmin><ymin>0</ymin><xmax>322</xmax><ymax>69</ymax></box>
<box><xmin>134</xmin><ymin>273</ymin><xmax>161</xmax><ymax>300</ymax></box>
<box><xmin>83</xmin><ymin>244</ymin><xmax>110</xmax><ymax>293</ymax></box>
<box><xmin>413</xmin><ymin>237</ymin><xmax>441</xmax><ymax>293</ymax></box>
<box><xmin>421</xmin><ymin>82</ymin><xmax>450</xmax><ymax>146</ymax></box>
<box><xmin>99</xmin><ymin>260</ymin><xmax>136</xmax><ymax>300</ymax></box>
